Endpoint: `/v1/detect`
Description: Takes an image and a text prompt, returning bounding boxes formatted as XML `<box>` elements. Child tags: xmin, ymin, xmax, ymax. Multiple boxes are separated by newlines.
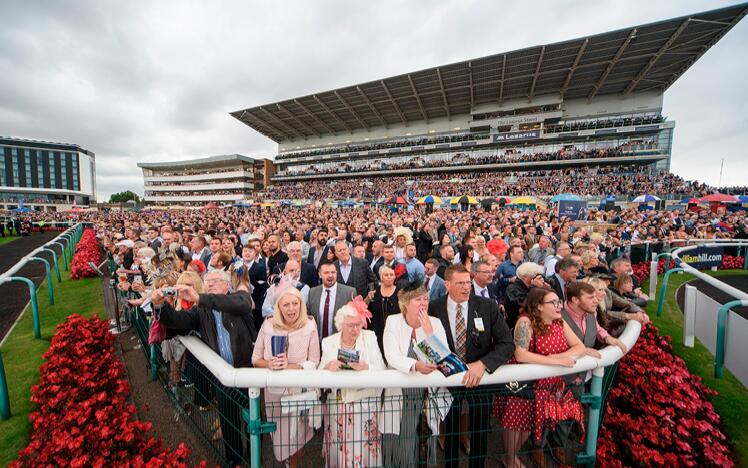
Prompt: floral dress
<box><xmin>495</xmin><ymin>321</ymin><xmax>584</xmax><ymax>440</ymax></box>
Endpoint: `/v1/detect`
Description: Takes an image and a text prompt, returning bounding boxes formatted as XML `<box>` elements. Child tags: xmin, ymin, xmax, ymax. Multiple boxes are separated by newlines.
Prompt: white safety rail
<box><xmin>0</xmin><ymin>223</ymin><xmax>81</xmax><ymax>282</ymax></box>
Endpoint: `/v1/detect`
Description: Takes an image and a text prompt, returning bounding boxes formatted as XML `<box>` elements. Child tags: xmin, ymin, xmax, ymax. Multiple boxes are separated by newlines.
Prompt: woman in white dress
<box><xmin>319</xmin><ymin>296</ymin><xmax>385</xmax><ymax>467</ymax></box>
<box><xmin>252</xmin><ymin>286</ymin><xmax>320</xmax><ymax>467</ymax></box>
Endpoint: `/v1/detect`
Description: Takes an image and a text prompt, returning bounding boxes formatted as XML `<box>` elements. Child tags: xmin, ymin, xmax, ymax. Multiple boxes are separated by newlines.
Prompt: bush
<box><xmin>70</xmin><ymin>229</ymin><xmax>101</xmax><ymax>280</ymax></box>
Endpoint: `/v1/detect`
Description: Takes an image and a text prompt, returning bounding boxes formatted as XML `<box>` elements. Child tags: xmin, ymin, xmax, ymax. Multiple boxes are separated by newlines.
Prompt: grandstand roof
<box><xmin>230</xmin><ymin>3</ymin><xmax>747</xmax><ymax>143</ymax></box>
<box><xmin>136</xmin><ymin>154</ymin><xmax>261</xmax><ymax>169</ymax></box>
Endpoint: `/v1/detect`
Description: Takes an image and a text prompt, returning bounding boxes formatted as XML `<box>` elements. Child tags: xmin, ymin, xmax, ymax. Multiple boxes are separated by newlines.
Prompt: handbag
<box><xmin>503</xmin><ymin>336</ymin><xmax>536</xmax><ymax>399</ymax></box>
<box><xmin>148</xmin><ymin>319</ymin><xmax>166</xmax><ymax>345</ymax></box>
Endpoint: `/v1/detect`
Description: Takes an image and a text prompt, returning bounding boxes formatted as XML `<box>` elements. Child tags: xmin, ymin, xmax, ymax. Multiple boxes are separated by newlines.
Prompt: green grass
<box><xmin>0</xmin><ymin>268</ymin><xmax>104</xmax><ymax>466</ymax></box>
<box><xmin>0</xmin><ymin>236</ymin><xmax>20</xmax><ymax>246</ymax></box>
<box><xmin>647</xmin><ymin>269</ymin><xmax>748</xmax><ymax>466</ymax></box>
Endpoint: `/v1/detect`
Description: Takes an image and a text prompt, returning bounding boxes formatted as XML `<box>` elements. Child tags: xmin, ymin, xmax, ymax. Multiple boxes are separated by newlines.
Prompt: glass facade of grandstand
<box><xmin>139</xmin><ymin>154</ymin><xmax>269</xmax><ymax>206</ymax></box>
<box><xmin>0</xmin><ymin>137</ymin><xmax>96</xmax><ymax>210</ymax></box>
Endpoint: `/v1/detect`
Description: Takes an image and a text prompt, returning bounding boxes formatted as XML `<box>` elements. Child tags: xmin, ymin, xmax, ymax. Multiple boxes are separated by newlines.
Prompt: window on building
<box><xmin>37</xmin><ymin>152</ymin><xmax>44</xmax><ymax>188</ymax></box>
<box><xmin>11</xmin><ymin>148</ymin><xmax>19</xmax><ymax>186</ymax></box>
<box><xmin>24</xmin><ymin>149</ymin><xmax>32</xmax><ymax>186</ymax></box>
<box><xmin>50</xmin><ymin>153</ymin><xmax>56</xmax><ymax>188</ymax></box>
<box><xmin>60</xmin><ymin>154</ymin><xmax>67</xmax><ymax>189</ymax></box>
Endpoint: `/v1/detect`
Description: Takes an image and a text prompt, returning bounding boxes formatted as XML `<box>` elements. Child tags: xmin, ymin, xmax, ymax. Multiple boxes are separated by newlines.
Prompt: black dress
<box><xmin>368</xmin><ymin>286</ymin><xmax>400</xmax><ymax>356</ymax></box>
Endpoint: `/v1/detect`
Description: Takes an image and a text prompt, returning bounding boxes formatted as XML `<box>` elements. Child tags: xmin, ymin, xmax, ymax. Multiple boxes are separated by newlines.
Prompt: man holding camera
<box><xmin>152</xmin><ymin>269</ymin><xmax>256</xmax><ymax>467</ymax></box>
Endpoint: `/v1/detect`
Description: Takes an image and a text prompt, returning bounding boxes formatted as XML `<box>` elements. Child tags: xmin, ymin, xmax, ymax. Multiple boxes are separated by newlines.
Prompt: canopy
<box><xmin>738</xmin><ymin>195</ymin><xmax>748</xmax><ymax>204</ymax></box>
<box><xmin>632</xmin><ymin>194</ymin><xmax>660</xmax><ymax>203</ymax></box>
<box><xmin>202</xmin><ymin>202</ymin><xmax>219</xmax><ymax>209</ymax></box>
<box><xmin>384</xmin><ymin>196</ymin><xmax>409</xmax><ymax>205</ymax></box>
<box><xmin>680</xmin><ymin>197</ymin><xmax>700</xmax><ymax>204</ymax></box>
<box><xmin>550</xmin><ymin>193</ymin><xmax>582</xmax><ymax>202</ymax></box>
<box><xmin>699</xmin><ymin>193</ymin><xmax>739</xmax><ymax>203</ymax></box>
<box><xmin>450</xmin><ymin>195</ymin><xmax>479</xmax><ymax>205</ymax></box>
<box><xmin>496</xmin><ymin>197</ymin><xmax>512</xmax><ymax>205</ymax></box>
<box><xmin>233</xmin><ymin>201</ymin><xmax>252</xmax><ymax>208</ymax></box>
<box><xmin>480</xmin><ymin>197</ymin><xmax>499</xmax><ymax>207</ymax></box>
<box><xmin>416</xmin><ymin>195</ymin><xmax>443</xmax><ymax>205</ymax></box>
<box><xmin>512</xmin><ymin>196</ymin><xmax>537</xmax><ymax>205</ymax></box>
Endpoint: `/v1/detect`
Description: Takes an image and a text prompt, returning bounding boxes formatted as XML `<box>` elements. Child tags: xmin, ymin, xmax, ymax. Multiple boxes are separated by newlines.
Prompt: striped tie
<box><xmin>455</xmin><ymin>304</ymin><xmax>466</xmax><ymax>360</ymax></box>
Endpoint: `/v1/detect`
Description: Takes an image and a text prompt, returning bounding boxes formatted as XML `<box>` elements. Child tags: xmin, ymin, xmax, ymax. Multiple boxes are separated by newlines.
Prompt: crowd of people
<box><xmin>88</xmin><ymin>200</ymin><xmax>747</xmax><ymax>467</ymax></box>
<box><xmin>261</xmin><ymin>165</ymin><xmax>711</xmax><ymax>200</ymax></box>
<box><xmin>279</xmin><ymin>143</ymin><xmax>650</xmax><ymax>177</ymax></box>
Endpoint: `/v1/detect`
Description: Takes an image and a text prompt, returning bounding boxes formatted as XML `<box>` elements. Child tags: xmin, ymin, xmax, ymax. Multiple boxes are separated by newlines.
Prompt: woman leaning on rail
<box><xmin>318</xmin><ymin>297</ymin><xmax>385</xmax><ymax>468</ymax></box>
<box><xmin>381</xmin><ymin>280</ymin><xmax>452</xmax><ymax>467</ymax></box>
<box><xmin>251</xmin><ymin>283</ymin><xmax>320</xmax><ymax>468</ymax></box>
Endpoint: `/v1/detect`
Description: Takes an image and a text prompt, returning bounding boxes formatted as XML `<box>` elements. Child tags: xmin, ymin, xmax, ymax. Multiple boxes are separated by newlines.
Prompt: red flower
<box><xmin>70</xmin><ymin>229</ymin><xmax>102</xmax><ymax>280</ymax></box>
<box><xmin>394</xmin><ymin>263</ymin><xmax>407</xmax><ymax>280</ymax></box>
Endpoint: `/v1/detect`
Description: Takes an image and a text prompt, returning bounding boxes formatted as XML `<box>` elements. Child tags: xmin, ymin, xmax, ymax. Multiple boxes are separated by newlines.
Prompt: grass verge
<box><xmin>0</xmin><ymin>269</ymin><xmax>104</xmax><ymax>466</ymax></box>
<box><xmin>0</xmin><ymin>236</ymin><xmax>20</xmax><ymax>246</ymax></box>
<box><xmin>647</xmin><ymin>269</ymin><xmax>748</xmax><ymax>466</ymax></box>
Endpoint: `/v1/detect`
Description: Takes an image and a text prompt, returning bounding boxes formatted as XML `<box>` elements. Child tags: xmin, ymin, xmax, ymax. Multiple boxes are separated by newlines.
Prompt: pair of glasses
<box><xmin>543</xmin><ymin>300</ymin><xmax>563</xmax><ymax>307</ymax></box>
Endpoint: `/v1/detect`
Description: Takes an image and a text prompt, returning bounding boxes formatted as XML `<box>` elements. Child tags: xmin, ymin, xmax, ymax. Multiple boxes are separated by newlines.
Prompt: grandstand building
<box><xmin>230</xmin><ymin>4</ymin><xmax>746</xmax><ymax>198</ymax></box>
<box><xmin>0</xmin><ymin>136</ymin><xmax>97</xmax><ymax>211</ymax></box>
<box><xmin>138</xmin><ymin>154</ymin><xmax>272</xmax><ymax>206</ymax></box>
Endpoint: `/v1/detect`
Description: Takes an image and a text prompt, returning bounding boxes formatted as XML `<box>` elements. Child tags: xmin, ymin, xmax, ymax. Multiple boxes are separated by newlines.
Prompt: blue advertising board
<box><xmin>681</xmin><ymin>246</ymin><xmax>724</xmax><ymax>269</ymax></box>
<box><xmin>558</xmin><ymin>200</ymin><xmax>588</xmax><ymax>221</ymax></box>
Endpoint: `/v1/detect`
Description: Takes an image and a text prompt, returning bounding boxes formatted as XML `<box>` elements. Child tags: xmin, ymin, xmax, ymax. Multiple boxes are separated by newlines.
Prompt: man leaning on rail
<box><xmin>152</xmin><ymin>269</ymin><xmax>257</xmax><ymax>468</ymax></box>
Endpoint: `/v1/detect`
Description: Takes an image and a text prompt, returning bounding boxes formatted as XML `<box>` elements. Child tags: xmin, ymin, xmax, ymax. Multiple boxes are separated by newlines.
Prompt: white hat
<box><xmin>115</xmin><ymin>239</ymin><xmax>135</xmax><ymax>248</ymax></box>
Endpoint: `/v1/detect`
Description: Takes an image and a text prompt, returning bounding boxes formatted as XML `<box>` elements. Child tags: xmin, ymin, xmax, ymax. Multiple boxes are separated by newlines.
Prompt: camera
<box><xmin>162</xmin><ymin>287</ymin><xmax>177</xmax><ymax>297</ymax></box>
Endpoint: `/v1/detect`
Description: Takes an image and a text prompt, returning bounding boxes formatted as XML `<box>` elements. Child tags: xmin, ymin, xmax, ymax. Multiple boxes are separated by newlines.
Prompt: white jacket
<box><xmin>318</xmin><ymin>329</ymin><xmax>386</xmax><ymax>403</ymax></box>
<box><xmin>381</xmin><ymin>314</ymin><xmax>453</xmax><ymax>435</ymax></box>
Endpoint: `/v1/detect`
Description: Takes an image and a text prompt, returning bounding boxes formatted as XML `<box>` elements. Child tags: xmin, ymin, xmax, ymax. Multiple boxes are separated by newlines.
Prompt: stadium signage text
<box><xmin>487</xmin><ymin>111</ymin><xmax>562</xmax><ymax>127</ymax></box>
<box><xmin>492</xmin><ymin>130</ymin><xmax>541</xmax><ymax>143</ymax></box>
<box><xmin>558</xmin><ymin>200</ymin><xmax>588</xmax><ymax>221</ymax></box>
<box><xmin>681</xmin><ymin>246</ymin><xmax>724</xmax><ymax>269</ymax></box>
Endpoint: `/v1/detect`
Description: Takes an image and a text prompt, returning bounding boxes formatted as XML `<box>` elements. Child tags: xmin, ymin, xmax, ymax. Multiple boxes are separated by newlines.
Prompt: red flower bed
<box><xmin>720</xmin><ymin>255</ymin><xmax>745</xmax><ymax>270</ymax></box>
<box><xmin>597</xmin><ymin>324</ymin><xmax>734</xmax><ymax>467</ymax></box>
<box><xmin>70</xmin><ymin>228</ymin><xmax>102</xmax><ymax>280</ymax></box>
<box><xmin>11</xmin><ymin>315</ymin><xmax>195</xmax><ymax>467</ymax></box>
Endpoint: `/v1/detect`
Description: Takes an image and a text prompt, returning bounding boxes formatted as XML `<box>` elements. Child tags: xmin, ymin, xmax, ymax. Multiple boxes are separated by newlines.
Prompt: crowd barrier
<box><xmin>0</xmin><ymin>222</ymin><xmax>86</xmax><ymax>420</ymax></box>
<box><xmin>115</xmin><ymin>277</ymin><xmax>640</xmax><ymax>468</ymax></box>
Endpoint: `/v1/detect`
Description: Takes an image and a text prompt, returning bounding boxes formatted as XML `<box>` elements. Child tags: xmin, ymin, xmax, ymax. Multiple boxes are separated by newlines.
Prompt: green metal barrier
<box><xmin>0</xmin><ymin>350</ymin><xmax>9</xmax><ymax>420</ymax></box>
<box><xmin>715</xmin><ymin>300</ymin><xmax>748</xmax><ymax>378</ymax></box>
<box><xmin>29</xmin><ymin>257</ymin><xmax>54</xmax><ymax>305</ymax></box>
<box><xmin>656</xmin><ymin>267</ymin><xmax>684</xmax><ymax>317</ymax></box>
<box><xmin>2</xmin><ymin>277</ymin><xmax>41</xmax><ymax>339</ymax></box>
<box><xmin>39</xmin><ymin>247</ymin><xmax>62</xmax><ymax>283</ymax></box>
<box><xmin>50</xmin><ymin>241</ymin><xmax>69</xmax><ymax>271</ymax></box>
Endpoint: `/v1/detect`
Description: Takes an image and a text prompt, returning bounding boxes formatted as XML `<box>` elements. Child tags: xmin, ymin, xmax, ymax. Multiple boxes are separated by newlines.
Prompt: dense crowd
<box><xmin>280</xmin><ymin>143</ymin><xmax>649</xmax><ymax>176</ymax></box>
<box><xmin>261</xmin><ymin>166</ymin><xmax>711</xmax><ymax>199</ymax></box>
<box><xmin>82</xmin><ymin>201</ymin><xmax>746</xmax><ymax>467</ymax></box>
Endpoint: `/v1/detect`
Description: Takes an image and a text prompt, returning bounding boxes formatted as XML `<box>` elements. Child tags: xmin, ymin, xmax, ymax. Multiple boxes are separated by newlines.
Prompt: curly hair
<box><xmin>519</xmin><ymin>286</ymin><xmax>562</xmax><ymax>336</ymax></box>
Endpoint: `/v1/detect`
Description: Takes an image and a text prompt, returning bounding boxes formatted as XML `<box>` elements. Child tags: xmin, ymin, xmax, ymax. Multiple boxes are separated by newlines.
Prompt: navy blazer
<box><xmin>307</xmin><ymin>244</ymin><xmax>331</xmax><ymax>268</ymax></box>
<box><xmin>273</xmin><ymin>260</ymin><xmax>320</xmax><ymax>287</ymax></box>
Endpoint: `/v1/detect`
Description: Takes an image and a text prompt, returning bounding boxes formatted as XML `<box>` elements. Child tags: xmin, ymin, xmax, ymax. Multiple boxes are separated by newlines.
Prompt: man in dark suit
<box><xmin>153</xmin><ymin>269</ymin><xmax>256</xmax><ymax>468</ymax></box>
<box><xmin>266</xmin><ymin>234</ymin><xmax>288</xmax><ymax>275</ymax></box>
<box><xmin>429</xmin><ymin>264</ymin><xmax>514</xmax><ymax>468</ymax></box>
<box><xmin>273</xmin><ymin>241</ymin><xmax>319</xmax><ymax>287</ymax></box>
<box><xmin>334</xmin><ymin>240</ymin><xmax>377</xmax><ymax>297</ymax></box>
<box><xmin>545</xmin><ymin>256</ymin><xmax>580</xmax><ymax>303</ymax></box>
<box><xmin>239</xmin><ymin>245</ymin><xmax>268</xmax><ymax>331</ymax></box>
<box><xmin>308</xmin><ymin>262</ymin><xmax>357</xmax><ymax>340</ymax></box>
<box><xmin>470</xmin><ymin>260</ymin><xmax>499</xmax><ymax>302</ymax></box>
<box><xmin>373</xmin><ymin>244</ymin><xmax>400</xmax><ymax>278</ymax></box>
<box><xmin>307</xmin><ymin>228</ymin><xmax>331</xmax><ymax>269</ymax></box>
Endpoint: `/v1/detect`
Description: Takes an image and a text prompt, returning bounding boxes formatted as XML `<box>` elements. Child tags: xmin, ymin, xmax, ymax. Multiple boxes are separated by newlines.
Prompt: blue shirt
<box><xmin>405</xmin><ymin>257</ymin><xmax>425</xmax><ymax>281</ymax></box>
<box><xmin>212</xmin><ymin>309</ymin><xmax>234</xmax><ymax>366</ymax></box>
<box><xmin>496</xmin><ymin>260</ymin><xmax>521</xmax><ymax>288</ymax></box>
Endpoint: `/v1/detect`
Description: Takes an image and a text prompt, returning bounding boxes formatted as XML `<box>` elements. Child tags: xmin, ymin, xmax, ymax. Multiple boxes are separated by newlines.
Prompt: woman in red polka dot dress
<box><xmin>495</xmin><ymin>287</ymin><xmax>587</xmax><ymax>468</ymax></box>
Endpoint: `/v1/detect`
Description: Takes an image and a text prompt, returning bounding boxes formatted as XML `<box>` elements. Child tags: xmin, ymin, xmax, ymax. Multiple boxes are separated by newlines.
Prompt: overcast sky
<box><xmin>1</xmin><ymin>0</ymin><xmax>746</xmax><ymax>200</ymax></box>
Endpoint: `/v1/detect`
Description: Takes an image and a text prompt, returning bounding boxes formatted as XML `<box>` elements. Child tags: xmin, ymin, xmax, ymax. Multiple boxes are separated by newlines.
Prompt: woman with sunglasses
<box><xmin>497</xmin><ymin>287</ymin><xmax>586</xmax><ymax>468</ymax></box>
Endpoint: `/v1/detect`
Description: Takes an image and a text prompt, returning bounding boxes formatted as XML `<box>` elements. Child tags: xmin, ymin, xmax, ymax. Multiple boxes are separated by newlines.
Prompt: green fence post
<box><xmin>656</xmin><ymin>267</ymin><xmax>684</xmax><ymax>317</ymax></box>
<box><xmin>51</xmin><ymin>241</ymin><xmax>68</xmax><ymax>271</ymax></box>
<box><xmin>744</xmin><ymin>254</ymin><xmax>748</xmax><ymax>271</ymax></box>
<box><xmin>0</xmin><ymin>349</ymin><xmax>10</xmax><ymax>420</ymax></box>
<box><xmin>150</xmin><ymin>344</ymin><xmax>159</xmax><ymax>381</ymax></box>
<box><xmin>5</xmin><ymin>277</ymin><xmax>40</xmax><ymax>338</ymax></box>
<box><xmin>577</xmin><ymin>366</ymin><xmax>604</xmax><ymax>467</ymax></box>
<box><xmin>243</xmin><ymin>387</ymin><xmax>276</xmax><ymax>468</ymax></box>
<box><xmin>715</xmin><ymin>300</ymin><xmax>748</xmax><ymax>378</ymax></box>
<box><xmin>30</xmin><ymin>257</ymin><xmax>54</xmax><ymax>305</ymax></box>
<box><xmin>41</xmin><ymin>248</ymin><xmax>62</xmax><ymax>283</ymax></box>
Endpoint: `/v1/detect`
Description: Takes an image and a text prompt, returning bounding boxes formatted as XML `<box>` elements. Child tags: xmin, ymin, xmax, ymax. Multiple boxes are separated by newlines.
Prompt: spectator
<box><xmin>502</xmin><ymin>262</ymin><xmax>547</xmax><ymax>329</ymax></box>
<box><xmin>308</xmin><ymin>262</ymin><xmax>357</xmax><ymax>341</ymax></box>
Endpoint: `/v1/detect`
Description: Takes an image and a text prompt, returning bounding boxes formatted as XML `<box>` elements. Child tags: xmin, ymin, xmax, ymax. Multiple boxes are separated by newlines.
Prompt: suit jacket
<box><xmin>546</xmin><ymin>274</ymin><xmax>566</xmax><ymax>302</ymax></box>
<box><xmin>428</xmin><ymin>295</ymin><xmax>514</xmax><ymax>373</ymax></box>
<box><xmin>373</xmin><ymin>259</ymin><xmax>401</xmax><ymax>278</ymax></box>
<box><xmin>318</xmin><ymin>330</ymin><xmax>385</xmax><ymax>402</ymax></box>
<box><xmin>471</xmin><ymin>281</ymin><xmax>498</xmax><ymax>302</ymax></box>
<box><xmin>273</xmin><ymin>260</ymin><xmax>320</xmax><ymax>287</ymax></box>
<box><xmin>308</xmin><ymin>283</ymin><xmax>357</xmax><ymax>339</ymax></box>
<box><xmin>307</xmin><ymin>244</ymin><xmax>330</xmax><ymax>268</ymax></box>
<box><xmin>336</xmin><ymin>257</ymin><xmax>377</xmax><ymax>297</ymax></box>
<box><xmin>157</xmin><ymin>291</ymin><xmax>256</xmax><ymax>368</ymax></box>
<box><xmin>426</xmin><ymin>274</ymin><xmax>447</xmax><ymax>301</ymax></box>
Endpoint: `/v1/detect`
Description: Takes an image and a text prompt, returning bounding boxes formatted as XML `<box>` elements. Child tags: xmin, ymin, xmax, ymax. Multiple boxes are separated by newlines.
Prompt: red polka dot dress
<box><xmin>495</xmin><ymin>321</ymin><xmax>584</xmax><ymax>440</ymax></box>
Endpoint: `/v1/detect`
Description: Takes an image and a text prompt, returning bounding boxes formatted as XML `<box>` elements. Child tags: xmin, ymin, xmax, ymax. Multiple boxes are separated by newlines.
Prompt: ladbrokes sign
<box><xmin>681</xmin><ymin>246</ymin><xmax>724</xmax><ymax>269</ymax></box>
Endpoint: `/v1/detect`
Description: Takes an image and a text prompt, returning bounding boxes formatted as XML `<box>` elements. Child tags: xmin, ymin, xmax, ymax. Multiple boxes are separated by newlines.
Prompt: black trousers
<box><xmin>444</xmin><ymin>391</ymin><xmax>492</xmax><ymax>468</ymax></box>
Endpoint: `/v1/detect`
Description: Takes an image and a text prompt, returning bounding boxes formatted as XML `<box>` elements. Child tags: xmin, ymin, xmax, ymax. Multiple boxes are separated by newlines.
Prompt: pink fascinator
<box><xmin>348</xmin><ymin>295</ymin><xmax>373</xmax><ymax>327</ymax></box>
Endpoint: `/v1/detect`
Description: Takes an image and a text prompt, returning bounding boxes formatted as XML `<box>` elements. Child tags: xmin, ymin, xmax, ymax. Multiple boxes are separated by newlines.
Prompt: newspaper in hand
<box><xmin>413</xmin><ymin>334</ymin><xmax>468</xmax><ymax>377</ymax></box>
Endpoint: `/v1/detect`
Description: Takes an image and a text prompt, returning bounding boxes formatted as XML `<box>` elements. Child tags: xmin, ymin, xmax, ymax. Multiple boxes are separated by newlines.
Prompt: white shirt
<box><xmin>473</xmin><ymin>282</ymin><xmax>489</xmax><ymax>298</ymax></box>
<box><xmin>370</xmin><ymin>255</ymin><xmax>382</xmax><ymax>270</ymax></box>
<box><xmin>339</xmin><ymin>260</ymin><xmax>352</xmax><ymax>283</ymax></box>
<box><xmin>424</xmin><ymin>273</ymin><xmax>436</xmax><ymax>291</ymax></box>
<box><xmin>318</xmin><ymin>284</ymin><xmax>338</xmax><ymax>337</ymax></box>
<box><xmin>446</xmin><ymin>296</ymin><xmax>469</xmax><ymax>342</ymax></box>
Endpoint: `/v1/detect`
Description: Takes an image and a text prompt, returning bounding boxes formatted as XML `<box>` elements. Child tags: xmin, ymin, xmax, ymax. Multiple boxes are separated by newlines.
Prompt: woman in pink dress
<box><xmin>252</xmin><ymin>285</ymin><xmax>320</xmax><ymax>468</ymax></box>
<box><xmin>497</xmin><ymin>287</ymin><xmax>586</xmax><ymax>468</ymax></box>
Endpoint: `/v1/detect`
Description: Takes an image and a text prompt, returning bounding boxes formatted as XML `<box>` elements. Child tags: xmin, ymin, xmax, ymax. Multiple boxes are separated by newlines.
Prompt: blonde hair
<box><xmin>377</xmin><ymin>264</ymin><xmax>394</xmax><ymax>281</ymax></box>
<box><xmin>580</xmin><ymin>250</ymin><xmax>599</xmax><ymax>267</ymax></box>
<box><xmin>397</xmin><ymin>286</ymin><xmax>428</xmax><ymax>315</ymax></box>
<box><xmin>177</xmin><ymin>270</ymin><xmax>204</xmax><ymax>293</ymax></box>
<box><xmin>272</xmin><ymin>287</ymin><xmax>309</xmax><ymax>331</ymax></box>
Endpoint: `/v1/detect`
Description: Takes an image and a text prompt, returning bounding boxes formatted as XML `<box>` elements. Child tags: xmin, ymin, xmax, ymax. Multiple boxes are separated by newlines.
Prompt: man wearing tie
<box><xmin>470</xmin><ymin>260</ymin><xmax>498</xmax><ymax>302</ymax></box>
<box><xmin>308</xmin><ymin>262</ymin><xmax>356</xmax><ymax>341</ymax></box>
<box><xmin>546</xmin><ymin>257</ymin><xmax>580</xmax><ymax>303</ymax></box>
<box><xmin>334</xmin><ymin>240</ymin><xmax>377</xmax><ymax>297</ymax></box>
<box><xmin>429</xmin><ymin>264</ymin><xmax>514</xmax><ymax>468</ymax></box>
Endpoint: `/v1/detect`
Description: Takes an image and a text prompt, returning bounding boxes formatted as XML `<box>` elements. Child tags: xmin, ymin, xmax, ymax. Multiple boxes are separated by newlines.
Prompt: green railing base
<box><xmin>242</xmin><ymin>408</ymin><xmax>277</xmax><ymax>436</ymax></box>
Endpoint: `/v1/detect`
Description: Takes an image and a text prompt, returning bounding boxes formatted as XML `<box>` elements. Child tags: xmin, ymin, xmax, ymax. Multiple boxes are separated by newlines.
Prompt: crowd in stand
<box><xmin>279</xmin><ymin>143</ymin><xmax>650</xmax><ymax>176</ymax></box>
<box><xmin>261</xmin><ymin>166</ymin><xmax>711</xmax><ymax>199</ymax></box>
<box><xmin>82</xmin><ymin>200</ymin><xmax>747</xmax><ymax>467</ymax></box>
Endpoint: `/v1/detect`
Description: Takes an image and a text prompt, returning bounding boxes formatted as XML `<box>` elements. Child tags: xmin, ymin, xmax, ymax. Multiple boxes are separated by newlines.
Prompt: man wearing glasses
<box><xmin>152</xmin><ymin>269</ymin><xmax>256</xmax><ymax>468</ymax></box>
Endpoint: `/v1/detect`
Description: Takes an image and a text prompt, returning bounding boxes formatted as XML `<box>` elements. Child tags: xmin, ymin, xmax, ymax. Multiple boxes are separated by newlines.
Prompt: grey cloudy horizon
<box><xmin>1</xmin><ymin>0</ymin><xmax>746</xmax><ymax>200</ymax></box>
